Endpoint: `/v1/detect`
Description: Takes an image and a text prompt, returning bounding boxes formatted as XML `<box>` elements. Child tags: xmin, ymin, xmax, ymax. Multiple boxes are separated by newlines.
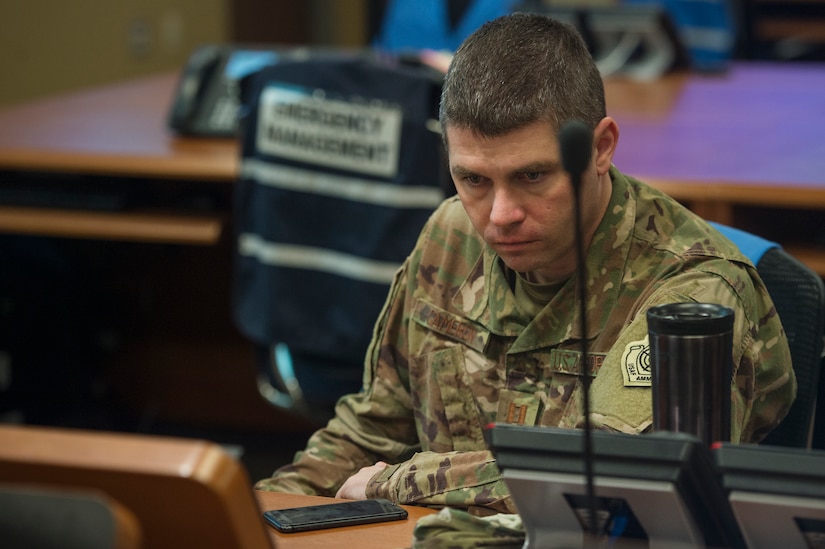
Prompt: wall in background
<box><xmin>308</xmin><ymin>0</ymin><xmax>368</xmax><ymax>48</ymax></box>
<box><xmin>0</xmin><ymin>0</ymin><xmax>369</xmax><ymax>109</ymax></box>
<box><xmin>0</xmin><ymin>1</ymin><xmax>229</xmax><ymax>107</ymax></box>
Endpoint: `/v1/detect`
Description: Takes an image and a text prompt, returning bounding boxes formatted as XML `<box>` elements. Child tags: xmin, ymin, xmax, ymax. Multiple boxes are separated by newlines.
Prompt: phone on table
<box><xmin>263</xmin><ymin>498</ymin><xmax>408</xmax><ymax>533</ymax></box>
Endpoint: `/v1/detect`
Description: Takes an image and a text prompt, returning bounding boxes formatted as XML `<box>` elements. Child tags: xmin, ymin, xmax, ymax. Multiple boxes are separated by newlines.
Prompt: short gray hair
<box><xmin>439</xmin><ymin>12</ymin><xmax>605</xmax><ymax>142</ymax></box>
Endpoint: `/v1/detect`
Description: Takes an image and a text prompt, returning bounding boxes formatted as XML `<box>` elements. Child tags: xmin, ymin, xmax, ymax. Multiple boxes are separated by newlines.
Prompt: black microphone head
<box><xmin>559</xmin><ymin>120</ymin><xmax>594</xmax><ymax>177</ymax></box>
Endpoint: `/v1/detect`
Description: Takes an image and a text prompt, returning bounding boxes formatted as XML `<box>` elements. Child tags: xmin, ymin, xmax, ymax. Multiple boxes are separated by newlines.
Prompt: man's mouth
<box><xmin>493</xmin><ymin>240</ymin><xmax>533</xmax><ymax>251</ymax></box>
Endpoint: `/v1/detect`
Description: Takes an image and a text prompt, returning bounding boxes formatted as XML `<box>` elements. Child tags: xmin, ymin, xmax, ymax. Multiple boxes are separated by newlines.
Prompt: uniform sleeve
<box><xmin>733</xmin><ymin>273</ymin><xmax>797</xmax><ymax>443</ymax></box>
<box><xmin>365</xmin><ymin>450</ymin><xmax>517</xmax><ymax>515</ymax></box>
<box><xmin>586</xmin><ymin>261</ymin><xmax>795</xmax><ymax>444</ymax></box>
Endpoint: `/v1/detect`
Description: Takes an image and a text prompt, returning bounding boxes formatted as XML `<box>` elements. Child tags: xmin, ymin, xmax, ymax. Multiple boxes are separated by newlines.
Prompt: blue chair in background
<box><xmin>710</xmin><ymin>222</ymin><xmax>825</xmax><ymax>448</ymax></box>
<box><xmin>370</xmin><ymin>0</ymin><xmax>514</xmax><ymax>54</ymax></box>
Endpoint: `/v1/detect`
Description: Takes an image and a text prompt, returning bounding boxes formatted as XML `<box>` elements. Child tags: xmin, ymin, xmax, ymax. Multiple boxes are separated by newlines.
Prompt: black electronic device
<box><xmin>713</xmin><ymin>442</ymin><xmax>825</xmax><ymax>549</ymax></box>
<box><xmin>167</xmin><ymin>45</ymin><xmax>393</xmax><ymax>138</ymax></box>
<box><xmin>263</xmin><ymin>498</ymin><xmax>408</xmax><ymax>533</ymax></box>
<box><xmin>487</xmin><ymin>423</ymin><xmax>745</xmax><ymax>549</ymax></box>
<box><xmin>167</xmin><ymin>45</ymin><xmax>283</xmax><ymax>137</ymax></box>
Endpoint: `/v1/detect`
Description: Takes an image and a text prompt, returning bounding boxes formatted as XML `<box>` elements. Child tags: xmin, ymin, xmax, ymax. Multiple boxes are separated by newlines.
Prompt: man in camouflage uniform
<box><xmin>256</xmin><ymin>12</ymin><xmax>795</xmax><ymax>545</ymax></box>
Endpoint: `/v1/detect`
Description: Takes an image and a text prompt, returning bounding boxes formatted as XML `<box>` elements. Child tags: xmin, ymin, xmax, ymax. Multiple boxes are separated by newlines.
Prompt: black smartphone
<box><xmin>263</xmin><ymin>498</ymin><xmax>408</xmax><ymax>533</ymax></box>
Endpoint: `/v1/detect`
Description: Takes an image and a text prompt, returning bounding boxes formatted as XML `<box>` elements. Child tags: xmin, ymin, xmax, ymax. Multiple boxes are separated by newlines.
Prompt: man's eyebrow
<box><xmin>517</xmin><ymin>161</ymin><xmax>560</xmax><ymax>173</ymax></box>
<box><xmin>450</xmin><ymin>165</ymin><xmax>477</xmax><ymax>178</ymax></box>
<box><xmin>450</xmin><ymin>160</ymin><xmax>561</xmax><ymax>178</ymax></box>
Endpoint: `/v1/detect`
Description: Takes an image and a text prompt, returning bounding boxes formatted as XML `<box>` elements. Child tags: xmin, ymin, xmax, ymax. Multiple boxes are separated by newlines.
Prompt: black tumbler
<box><xmin>647</xmin><ymin>302</ymin><xmax>734</xmax><ymax>445</ymax></box>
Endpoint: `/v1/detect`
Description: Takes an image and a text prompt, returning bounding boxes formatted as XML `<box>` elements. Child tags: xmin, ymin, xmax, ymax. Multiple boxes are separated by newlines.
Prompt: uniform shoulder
<box><xmin>616</xmin><ymin>171</ymin><xmax>746</xmax><ymax>263</ymax></box>
<box><xmin>420</xmin><ymin>195</ymin><xmax>478</xmax><ymax>247</ymax></box>
<box><xmin>411</xmin><ymin>195</ymin><xmax>485</xmax><ymax>281</ymax></box>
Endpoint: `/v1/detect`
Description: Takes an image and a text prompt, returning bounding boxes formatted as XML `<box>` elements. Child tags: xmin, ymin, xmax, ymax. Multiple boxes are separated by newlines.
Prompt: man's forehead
<box><xmin>445</xmin><ymin>122</ymin><xmax>561</xmax><ymax>163</ymax></box>
<box><xmin>444</xmin><ymin>121</ymin><xmax>558</xmax><ymax>144</ymax></box>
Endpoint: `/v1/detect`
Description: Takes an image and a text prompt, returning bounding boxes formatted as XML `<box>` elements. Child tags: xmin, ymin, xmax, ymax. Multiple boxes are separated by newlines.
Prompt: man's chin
<box><xmin>496</xmin><ymin>253</ymin><xmax>535</xmax><ymax>275</ymax></box>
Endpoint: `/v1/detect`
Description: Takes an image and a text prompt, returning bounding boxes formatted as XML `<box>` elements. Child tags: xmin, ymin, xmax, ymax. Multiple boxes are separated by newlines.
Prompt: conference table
<box><xmin>0</xmin><ymin>72</ymin><xmax>236</xmax><ymax>245</ymax></box>
<box><xmin>256</xmin><ymin>492</ymin><xmax>437</xmax><ymax>549</ymax></box>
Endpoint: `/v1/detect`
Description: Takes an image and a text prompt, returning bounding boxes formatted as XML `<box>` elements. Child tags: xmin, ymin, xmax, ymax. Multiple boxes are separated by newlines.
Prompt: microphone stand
<box><xmin>559</xmin><ymin>120</ymin><xmax>599</xmax><ymax>545</ymax></box>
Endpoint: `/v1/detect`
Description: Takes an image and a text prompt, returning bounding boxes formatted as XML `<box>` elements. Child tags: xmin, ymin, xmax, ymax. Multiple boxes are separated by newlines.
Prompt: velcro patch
<box><xmin>621</xmin><ymin>336</ymin><xmax>652</xmax><ymax>387</ymax></box>
<box><xmin>496</xmin><ymin>390</ymin><xmax>543</xmax><ymax>426</ymax></box>
<box><xmin>412</xmin><ymin>299</ymin><xmax>488</xmax><ymax>352</ymax></box>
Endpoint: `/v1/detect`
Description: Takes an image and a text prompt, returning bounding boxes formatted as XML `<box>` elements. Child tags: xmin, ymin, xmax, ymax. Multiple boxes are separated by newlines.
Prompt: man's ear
<box><xmin>593</xmin><ymin>117</ymin><xmax>619</xmax><ymax>176</ymax></box>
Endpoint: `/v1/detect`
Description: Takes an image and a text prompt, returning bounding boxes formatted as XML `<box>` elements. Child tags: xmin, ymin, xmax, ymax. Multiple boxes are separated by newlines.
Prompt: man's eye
<box><xmin>523</xmin><ymin>172</ymin><xmax>543</xmax><ymax>181</ymax></box>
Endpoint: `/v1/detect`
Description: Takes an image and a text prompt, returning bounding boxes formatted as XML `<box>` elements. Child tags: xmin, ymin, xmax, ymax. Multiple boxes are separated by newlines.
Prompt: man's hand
<box><xmin>335</xmin><ymin>461</ymin><xmax>390</xmax><ymax>500</ymax></box>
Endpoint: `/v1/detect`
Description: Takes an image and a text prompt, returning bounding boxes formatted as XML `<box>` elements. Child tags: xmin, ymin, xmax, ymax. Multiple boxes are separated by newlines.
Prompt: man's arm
<box><xmin>587</xmin><ymin>261</ymin><xmax>795</xmax><ymax>444</ymax></box>
<box><xmin>254</xmin><ymin>367</ymin><xmax>423</xmax><ymax>495</ymax></box>
<box><xmin>365</xmin><ymin>449</ymin><xmax>516</xmax><ymax>515</ymax></box>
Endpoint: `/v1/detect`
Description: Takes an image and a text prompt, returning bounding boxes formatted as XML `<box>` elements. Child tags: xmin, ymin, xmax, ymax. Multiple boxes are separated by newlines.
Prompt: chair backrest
<box><xmin>711</xmin><ymin>222</ymin><xmax>825</xmax><ymax>448</ymax></box>
<box><xmin>0</xmin><ymin>424</ymin><xmax>275</xmax><ymax>549</ymax></box>
<box><xmin>370</xmin><ymin>0</ymin><xmax>511</xmax><ymax>53</ymax></box>
<box><xmin>815</xmin><ymin>359</ymin><xmax>825</xmax><ymax>450</ymax></box>
<box><xmin>232</xmin><ymin>51</ymin><xmax>446</xmax><ymax>420</ymax></box>
<box><xmin>754</xmin><ymin>246</ymin><xmax>825</xmax><ymax>447</ymax></box>
<box><xmin>736</xmin><ymin>0</ymin><xmax>825</xmax><ymax>61</ymax></box>
<box><xmin>0</xmin><ymin>484</ymin><xmax>142</xmax><ymax>549</ymax></box>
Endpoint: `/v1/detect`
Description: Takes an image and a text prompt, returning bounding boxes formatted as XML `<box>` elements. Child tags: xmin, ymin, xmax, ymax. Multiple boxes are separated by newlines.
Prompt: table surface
<box><xmin>255</xmin><ymin>492</ymin><xmax>437</xmax><ymax>549</ymax></box>
<box><xmin>0</xmin><ymin>72</ymin><xmax>238</xmax><ymax>181</ymax></box>
<box><xmin>604</xmin><ymin>62</ymin><xmax>825</xmax><ymax>206</ymax></box>
<box><xmin>0</xmin><ymin>72</ymin><xmax>234</xmax><ymax>244</ymax></box>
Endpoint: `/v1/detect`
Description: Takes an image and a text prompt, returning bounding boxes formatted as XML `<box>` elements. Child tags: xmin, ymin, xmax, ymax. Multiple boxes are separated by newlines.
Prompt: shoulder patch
<box><xmin>621</xmin><ymin>335</ymin><xmax>652</xmax><ymax>387</ymax></box>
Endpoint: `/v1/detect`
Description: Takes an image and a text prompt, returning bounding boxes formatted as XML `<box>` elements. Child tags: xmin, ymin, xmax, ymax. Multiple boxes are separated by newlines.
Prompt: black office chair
<box><xmin>710</xmin><ymin>222</ymin><xmax>825</xmax><ymax>448</ymax></box>
<box><xmin>814</xmin><ymin>357</ymin><xmax>825</xmax><ymax>450</ymax></box>
<box><xmin>735</xmin><ymin>0</ymin><xmax>825</xmax><ymax>61</ymax></box>
<box><xmin>232</xmin><ymin>51</ymin><xmax>447</xmax><ymax>425</ymax></box>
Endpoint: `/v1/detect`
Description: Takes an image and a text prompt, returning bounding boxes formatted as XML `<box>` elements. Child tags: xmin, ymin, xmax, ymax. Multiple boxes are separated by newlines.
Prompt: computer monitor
<box><xmin>0</xmin><ymin>424</ymin><xmax>274</xmax><ymax>549</ymax></box>
<box><xmin>713</xmin><ymin>442</ymin><xmax>825</xmax><ymax>549</ymax></box>
<box><xmin>487</xmin><ymin>423</ymin><xmax>744</xmax><ymax>549</ymax></box>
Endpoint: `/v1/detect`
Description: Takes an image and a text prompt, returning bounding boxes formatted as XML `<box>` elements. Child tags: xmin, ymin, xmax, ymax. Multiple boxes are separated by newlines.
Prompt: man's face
<box><xmin>447</xmin><ymin>120</ymin><xmax>607</xmax><ymax>284</ymax></box>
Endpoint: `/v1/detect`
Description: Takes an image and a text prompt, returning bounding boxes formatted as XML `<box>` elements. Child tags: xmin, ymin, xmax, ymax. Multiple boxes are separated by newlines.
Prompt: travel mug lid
<box><xmin>646</xmin><ymin>302</ymin><xmax>734</xmax><ymax>336</ymax></box>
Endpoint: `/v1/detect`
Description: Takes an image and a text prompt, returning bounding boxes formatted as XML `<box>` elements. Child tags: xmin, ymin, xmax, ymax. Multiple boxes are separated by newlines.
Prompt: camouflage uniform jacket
<box><xmin>257</xmin><ymin>166</ymin><xmax>795</xmax><ymax>516</ymax></box>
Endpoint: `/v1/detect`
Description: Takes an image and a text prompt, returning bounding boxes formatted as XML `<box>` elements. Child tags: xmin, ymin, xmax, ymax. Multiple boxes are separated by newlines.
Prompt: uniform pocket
<box><xmin>410</xmin><ymin>346</ymin><xmax>487</xmax><ymax>452</ymax></box>
<box><xmin>531</xmin><ymin>348</ymin><xmax>604</xmax><ymax>428</ymax></box>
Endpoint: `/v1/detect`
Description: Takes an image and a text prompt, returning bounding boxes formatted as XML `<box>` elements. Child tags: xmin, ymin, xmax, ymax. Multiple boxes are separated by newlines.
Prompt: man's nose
<box><xmin>489</xmin><ymin>186</ymin><xmax>526</xmax><ymax>227</ymax></box>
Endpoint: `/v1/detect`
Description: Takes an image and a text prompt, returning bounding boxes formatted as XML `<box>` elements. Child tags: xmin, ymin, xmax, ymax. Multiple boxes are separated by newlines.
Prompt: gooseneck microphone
<box><xmin>559</xmin><ymin>120</ymin><xmax>598</xmax><ymax>540</ymax></box>
<box><xmin>560</xmin><ymin>120</ymin><xmax>594</xmax><ymax>180</ymax></box>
